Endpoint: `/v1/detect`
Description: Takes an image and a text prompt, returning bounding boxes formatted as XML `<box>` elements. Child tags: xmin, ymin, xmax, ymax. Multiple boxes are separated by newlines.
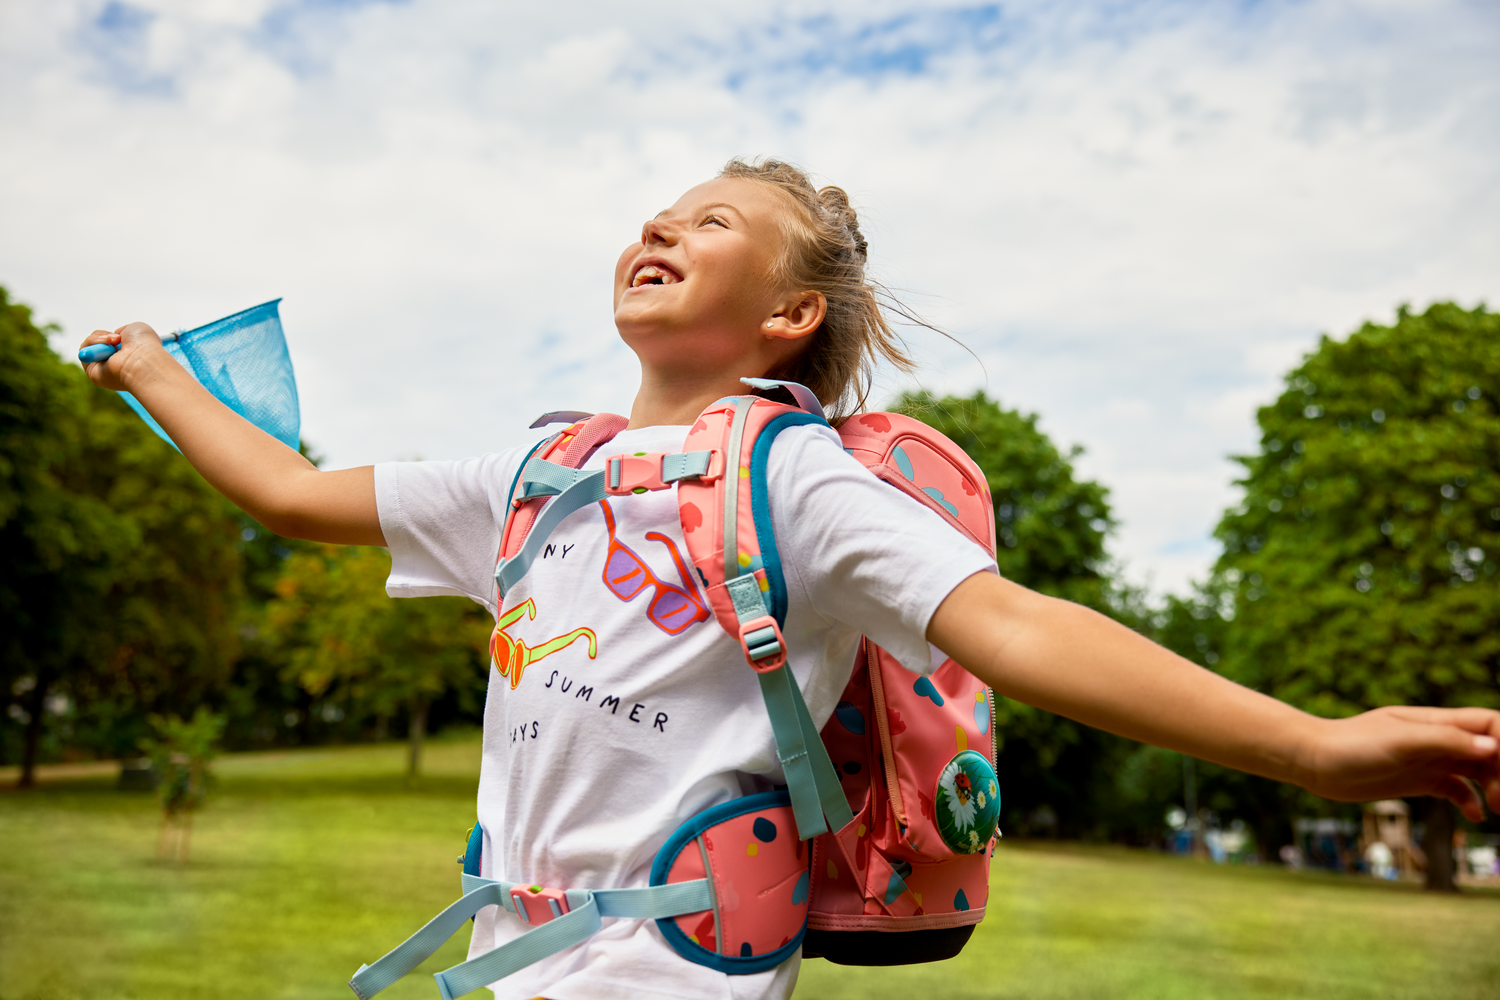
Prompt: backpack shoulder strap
<box><xmin>678</xmin><ymin>380</ymin><xmax>853</xmax><ymax>842</ymax></box>
<box><xmin>494</xmin><ymin>412</ymin><xmax>628</xmax><ymax>599</ymax></box>
<box><xmin>494</xmin><ymin>411</ymin><xmax>724</xmax><ymax>599</ymax></box>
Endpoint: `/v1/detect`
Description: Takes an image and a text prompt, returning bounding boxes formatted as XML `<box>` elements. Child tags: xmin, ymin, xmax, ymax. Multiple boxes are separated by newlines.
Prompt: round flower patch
<box><xmin>935</xmin><ymin>750</ymin><xmax>1000</xmax><ymax>854</ymax></box>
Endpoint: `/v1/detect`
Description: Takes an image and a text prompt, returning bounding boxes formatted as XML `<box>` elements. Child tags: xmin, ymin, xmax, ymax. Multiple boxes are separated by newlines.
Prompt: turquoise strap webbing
<box><xmin>787</xmin><ymin>668</ymin><xmax>855</xmax><ymax>833</ymax></box>
<box><xmin>349</xmin><ymin>878</ymin><xmax>711</xmax><ymax>1000</ymax></box>
<box><xmin>661</xmin><ymin>450</ymin><xmax>714</xmax><ymax>483</ymax></box>
<box><xmin>499</xmin><ymin>452</ymin><xmax>718</xmax><ymax>594</ymax></box>
<box><xmin>517</xmin><ymin>459</ymin><xmax>598</xmax><ymax>499</ymax></box>
<box><xmin>755</xmin><ymin>662</ymin><xmax>854</xmax><ymax>840</ymax></box>
<box><xmin>434</xmin><ymin>881</ymin><xmax>715</xmax><ymax>998</ymax></box>
<box><xmin>494</xmin><ymin>471</ymin><xmax>607</xmax><ymax>596</ymax></box>
<box><xmin>349</xmin><ymin>880</ymin><xmax>516</xmax><ymax>1000</ymax></box>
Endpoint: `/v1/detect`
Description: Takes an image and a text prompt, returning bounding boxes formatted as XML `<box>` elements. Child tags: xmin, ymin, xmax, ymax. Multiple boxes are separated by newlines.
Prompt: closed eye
<box><xmin>701</xmin><ymin>215</ymin><xmax>727</xmax><ymax>228</ymax></box>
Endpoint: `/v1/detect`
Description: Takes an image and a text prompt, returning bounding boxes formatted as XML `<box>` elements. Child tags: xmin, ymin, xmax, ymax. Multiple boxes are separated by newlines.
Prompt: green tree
<box><xmin>1215</xmin><ymin>302</ymin><xmax>1500</xmax><ymax>890</ymax></box>
<box><xmin>264</xmin><ymin>545</ymin><xmax>490</xmax><ymax>777</ymax></box>
<box><xmin>0</xmin><ymin>287</ymin><xmax>243</xmax><ymax>785</ymax></box>
<box><xmin>897</xmin><ymin>390</ymin><xmax>1148</xmax><ymax>838</ymax></box>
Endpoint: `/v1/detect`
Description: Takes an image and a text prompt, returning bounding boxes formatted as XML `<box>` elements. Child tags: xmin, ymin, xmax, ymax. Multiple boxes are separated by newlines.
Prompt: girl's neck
<box><xmin>627</xmin><ymin>368</ymin><xmax>757</xmax><ymax>429</ymax></box>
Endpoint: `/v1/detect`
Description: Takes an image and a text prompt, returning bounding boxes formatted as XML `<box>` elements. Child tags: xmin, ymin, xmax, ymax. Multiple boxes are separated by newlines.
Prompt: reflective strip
<box><xmin>722</xmin><ymin>399</ymin><xmax>754</xmax><ymax>585</ymax></box>
<box><xmin>495</xmin><ymin>472</ymin><xmax>607</xmax><ymax>596</ymax></box>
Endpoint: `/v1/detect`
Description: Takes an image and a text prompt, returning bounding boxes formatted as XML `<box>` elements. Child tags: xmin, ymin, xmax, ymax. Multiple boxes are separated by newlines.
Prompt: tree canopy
<box><xmin>1215</xmin><ymin>302</ymin><xmax>1500</xmax><ymax>886</ymax></box>
<box><xmin>1216</xmin><ymin>302</ymin><xmax>1500</xmax><ymax>716</ymax></box>
<box><xmin>1</xmin><ymin>288</ymin><xmax>244</xmax><ymax>783</ymax></box>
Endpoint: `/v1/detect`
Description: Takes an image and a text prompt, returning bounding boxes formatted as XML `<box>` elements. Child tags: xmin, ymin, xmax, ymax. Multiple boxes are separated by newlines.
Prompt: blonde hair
<box><xmin>719</xmin><ymin>157</ymin><xmax>930</xmax><ymax>423</ymax></box>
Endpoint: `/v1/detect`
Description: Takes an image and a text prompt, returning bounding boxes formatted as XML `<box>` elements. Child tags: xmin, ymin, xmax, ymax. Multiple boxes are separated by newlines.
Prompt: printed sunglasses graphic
<box><xmin>599</xmin><ymin>500</ymin><xmax>710</xmax><ymax>635</ymax></box>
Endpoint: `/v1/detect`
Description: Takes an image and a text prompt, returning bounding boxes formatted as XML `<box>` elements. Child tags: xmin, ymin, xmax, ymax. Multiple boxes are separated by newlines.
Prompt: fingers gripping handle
<box><xmin>79</xmin><ymin>343</ymin><xmax>119</xmax><ymax>364</ymax></box>
<box><xmin>78</xmin><ymin>330</ymin><xmax>179</xmax><ymax>364</ymax></box>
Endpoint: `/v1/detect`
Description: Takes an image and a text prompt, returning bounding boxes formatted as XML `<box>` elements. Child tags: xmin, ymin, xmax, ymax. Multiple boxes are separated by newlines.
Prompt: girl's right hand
<box><xmin>79</xmin><ymin>322</ymin><xmax>168</xmax><ymax>392</ymax></box>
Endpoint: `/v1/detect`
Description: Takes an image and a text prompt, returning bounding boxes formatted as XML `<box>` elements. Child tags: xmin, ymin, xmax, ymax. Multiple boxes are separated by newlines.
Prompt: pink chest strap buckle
<box><xmin>604</xmin><ymin>450</ymin><xmax>722</xmax><ymax>496</ymax></box>
<box><xmin>510</xmin><ymin>884</ymin><xmax>570</xmax><ymax>924</ymax></box>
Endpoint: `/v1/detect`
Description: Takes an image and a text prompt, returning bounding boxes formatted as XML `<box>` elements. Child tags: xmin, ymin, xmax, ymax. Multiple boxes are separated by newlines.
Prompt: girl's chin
<box><xmin>614</xmin><ymin>305</ymin><xmax>683</xmax><ymax>336</ymax></box>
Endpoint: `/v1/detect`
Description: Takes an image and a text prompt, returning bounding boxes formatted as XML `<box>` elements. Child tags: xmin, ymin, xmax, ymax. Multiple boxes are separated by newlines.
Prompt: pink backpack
<box><xmin>349</xmin><ymin>380</ymin><xmax>1000</xmax><ymax>1000</ymax></box>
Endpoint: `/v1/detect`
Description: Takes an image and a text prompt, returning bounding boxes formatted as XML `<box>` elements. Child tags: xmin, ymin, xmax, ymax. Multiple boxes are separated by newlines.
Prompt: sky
<box><xmin>1</xmin><ymin>0</ymin><xmax>1496</xmax><ymax>596</ymax></box>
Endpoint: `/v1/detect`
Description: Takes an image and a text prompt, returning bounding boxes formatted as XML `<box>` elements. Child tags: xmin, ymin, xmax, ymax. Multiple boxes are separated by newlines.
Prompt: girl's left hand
<box><xmin>1299</xmin><ymin>706</ymin><xmax>1500</xmax><ymax>822</ymax></box>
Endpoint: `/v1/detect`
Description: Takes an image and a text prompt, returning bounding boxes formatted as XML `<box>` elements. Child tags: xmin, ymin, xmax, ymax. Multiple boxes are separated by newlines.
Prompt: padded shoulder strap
<box><xmin>677</xmin><ymin>382</ymin><xmax>852</xmax><ymax>841</ymax></box>
<box><xmin>497</xmin><ymin>412</ymin><xmax>628</xmax><ymax>566</ymax></box>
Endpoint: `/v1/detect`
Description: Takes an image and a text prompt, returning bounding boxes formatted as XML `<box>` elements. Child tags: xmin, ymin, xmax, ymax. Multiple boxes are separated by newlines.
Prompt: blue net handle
<box><xmin>120</xmin><ymin>299</ymin><xmax>300</xmax><ymax>451</ymax></box>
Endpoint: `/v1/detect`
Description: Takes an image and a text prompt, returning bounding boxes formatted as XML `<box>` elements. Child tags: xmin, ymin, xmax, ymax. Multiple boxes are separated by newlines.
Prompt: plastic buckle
<box><xmin>738</xmin><ymin>615</ymin><xmax>787</xmax><ymax>673</ymax></box>
<box><xmin>510</xmin><ymin>884</ymin><xmax>570</xmax><ymax>924</ymax></box>
<box><xmin>604</xmin><ymin>454</ymin><xmax>669</xmax><ymax>495</ymax></box>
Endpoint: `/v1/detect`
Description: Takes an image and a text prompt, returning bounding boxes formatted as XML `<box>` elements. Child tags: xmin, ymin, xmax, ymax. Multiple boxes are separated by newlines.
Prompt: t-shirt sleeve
<box><xmin>374</xmin><ymin>450</ymin><xmax>525</xmax><ymax>614</ymax></box>
<box><xmin>769</xmin><ymin>424</ymin><xmax>998</xmax><ymax>674</ymax></box>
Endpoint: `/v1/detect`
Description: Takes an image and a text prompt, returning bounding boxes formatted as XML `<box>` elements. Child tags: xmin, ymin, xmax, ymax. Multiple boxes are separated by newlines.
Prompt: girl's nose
<box><xmin>641</xmin><ymin>218</ymin><xmax>674</xmax><ymax>246</ymax></box>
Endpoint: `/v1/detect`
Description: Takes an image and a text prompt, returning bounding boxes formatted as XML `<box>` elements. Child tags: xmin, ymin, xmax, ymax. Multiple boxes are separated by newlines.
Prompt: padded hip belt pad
<box><xmin>650</xmin><ymin>790</ymin><xmax>810</xmax><ymax>973</ymax></box>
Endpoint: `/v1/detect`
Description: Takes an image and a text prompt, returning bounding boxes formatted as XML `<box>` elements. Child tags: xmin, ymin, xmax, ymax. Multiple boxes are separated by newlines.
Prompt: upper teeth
<box><xmin>633</xmin><ymin>265</ymin><xmax>677</xmax><ymax>287</ymax></box>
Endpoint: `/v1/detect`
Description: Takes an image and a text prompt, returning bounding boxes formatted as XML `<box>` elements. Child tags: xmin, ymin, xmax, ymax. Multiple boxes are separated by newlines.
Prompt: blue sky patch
<box><xmin>79</xmin><ymin>1</ymin><xmax>173</xmax><ymax>96</ymax></box>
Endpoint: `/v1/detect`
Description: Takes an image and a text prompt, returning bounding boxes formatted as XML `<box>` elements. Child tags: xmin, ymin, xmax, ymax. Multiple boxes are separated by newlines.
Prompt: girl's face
<box><xmin>613</xmin><ymin>177</ymin><xmax>794</xmax><ymax>369</ymax></box>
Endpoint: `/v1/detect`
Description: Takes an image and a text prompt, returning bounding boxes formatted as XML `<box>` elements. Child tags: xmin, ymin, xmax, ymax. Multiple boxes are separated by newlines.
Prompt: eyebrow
<box><xmin>653</xmin><ymin>201</ymin><xmax>747</xmax><ymax>221</ymax></box>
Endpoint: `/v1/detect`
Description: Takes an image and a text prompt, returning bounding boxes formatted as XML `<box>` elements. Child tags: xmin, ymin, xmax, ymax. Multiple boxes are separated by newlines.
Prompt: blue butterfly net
<box><xmin>121</xmin><ymin>299</ymin><xmax>300</xmax><ymax>451</ymax></box>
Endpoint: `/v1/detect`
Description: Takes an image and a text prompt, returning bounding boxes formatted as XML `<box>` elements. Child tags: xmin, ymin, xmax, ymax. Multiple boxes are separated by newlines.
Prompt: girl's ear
<box><xmin>762</xmin><ymin>292</ymin><xmax>826</xmax><ymax>341</ymax></box>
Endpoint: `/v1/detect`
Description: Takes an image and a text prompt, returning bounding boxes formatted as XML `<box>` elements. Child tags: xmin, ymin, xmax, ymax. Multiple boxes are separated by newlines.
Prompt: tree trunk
<box><xmin>17</xmin><ymin>669</ymin><xmax>53</xmax><ymax>790</ymax></box>
<box><xmin>1422</xmin><ymin>798</ymin><xmax>1458</xmax><ymax>893</ymax></box>
<box><xmin>407</xmin><ymin>696</ymin><xmax>429</xmax><ymax>780</ymax></box>
<box><xmin>178</xmin><ymin>808</ymin><xmax>195</xmax><ymax>864</ymax></box>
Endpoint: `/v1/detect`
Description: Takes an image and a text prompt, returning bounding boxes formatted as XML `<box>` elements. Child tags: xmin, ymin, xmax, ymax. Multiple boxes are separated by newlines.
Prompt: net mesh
<box><xmin>121</xmin><ymin>299</ymin><xmax>300</xmax><ymax>451</ymax></box>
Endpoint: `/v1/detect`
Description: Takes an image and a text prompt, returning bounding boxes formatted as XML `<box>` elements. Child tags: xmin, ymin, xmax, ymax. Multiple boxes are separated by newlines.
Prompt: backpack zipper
<box><xmin>865</xmin><ymin>641</ymin><xmax>907</xmax><ymax>833</ymax></box>
<box><xmin>987</xmin><ymin>687</ymin><xmax>999</xmax><ymax>762</ymax></box>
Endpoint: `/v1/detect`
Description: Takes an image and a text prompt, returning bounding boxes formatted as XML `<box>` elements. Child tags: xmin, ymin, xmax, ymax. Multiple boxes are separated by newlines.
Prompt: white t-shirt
<box><xmin>375</xmin><ymin>422</ymin><xmax>996</xmax><ymax>1000</ymax></box>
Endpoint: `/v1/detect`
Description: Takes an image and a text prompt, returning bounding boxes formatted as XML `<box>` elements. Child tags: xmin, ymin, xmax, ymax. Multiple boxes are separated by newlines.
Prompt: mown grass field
<box><xmin>2</xmin><ymin>737</ymin><xmax>1497</xmax><ymax>1000</ymax></box>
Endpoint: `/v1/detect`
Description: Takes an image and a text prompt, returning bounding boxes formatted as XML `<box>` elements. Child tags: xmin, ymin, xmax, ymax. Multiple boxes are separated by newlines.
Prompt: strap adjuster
<box><xmin>738</xmin><ymin>615</ymin><xmax>786</xmax><ymax>672</ymax></box>
<box><xmin>509</xmin><ymin>884</ymin><xmax>570</xmax><ymax>924</ymax></box>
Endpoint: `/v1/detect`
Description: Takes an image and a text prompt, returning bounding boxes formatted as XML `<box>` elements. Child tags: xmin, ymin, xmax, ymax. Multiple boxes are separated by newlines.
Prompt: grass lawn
<box><xmin>2</xmin><ymin>737</ymin><xmax>1496</xmax><ymax>1000</ymax></box>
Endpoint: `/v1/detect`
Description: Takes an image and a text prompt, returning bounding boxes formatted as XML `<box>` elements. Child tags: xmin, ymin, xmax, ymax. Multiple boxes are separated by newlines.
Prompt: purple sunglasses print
<box><xmin>599</xmin><ymin>500</ymin><xmax>710</xmax><ymax>635</ymax></box>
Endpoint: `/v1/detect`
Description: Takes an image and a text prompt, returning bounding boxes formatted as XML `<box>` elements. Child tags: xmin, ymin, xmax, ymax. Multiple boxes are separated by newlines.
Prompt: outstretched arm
<box><xmin>80</xmin><ymin>323</ymin><xmax>384</xmax><ymax>545</ymax></box>
<box><xmin>928</xmin><ymin>572</ymin><xmax>1500</xmax><ymax>821</ymax></box>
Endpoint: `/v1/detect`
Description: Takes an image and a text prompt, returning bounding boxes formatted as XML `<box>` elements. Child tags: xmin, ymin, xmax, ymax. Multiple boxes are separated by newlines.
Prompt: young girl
<box><xmin>82</xmin><ymin>159</ymin><xmax>1499</xmax><ymax>1000</ymax></box>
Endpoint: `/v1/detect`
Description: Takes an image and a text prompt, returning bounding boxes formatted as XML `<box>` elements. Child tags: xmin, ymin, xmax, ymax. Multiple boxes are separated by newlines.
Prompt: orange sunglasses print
<box><xmin>490</xmin><ymin>598</ymin><xmax>597</xmax><ymax>691</ymax></box>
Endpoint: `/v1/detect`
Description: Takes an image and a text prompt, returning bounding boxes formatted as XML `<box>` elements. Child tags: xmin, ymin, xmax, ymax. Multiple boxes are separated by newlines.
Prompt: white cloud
<box><xmin>1</xmin><ymin>0</ymin><xmax>1495</xmax><ymax>595</ymax></box>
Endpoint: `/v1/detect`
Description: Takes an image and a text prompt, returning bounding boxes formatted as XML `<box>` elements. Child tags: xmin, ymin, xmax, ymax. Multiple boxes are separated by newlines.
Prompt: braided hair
<box><xmin>719</xmin><ymin>157</ymin><xmax>924</xmax><ymax>424</ymax></box>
